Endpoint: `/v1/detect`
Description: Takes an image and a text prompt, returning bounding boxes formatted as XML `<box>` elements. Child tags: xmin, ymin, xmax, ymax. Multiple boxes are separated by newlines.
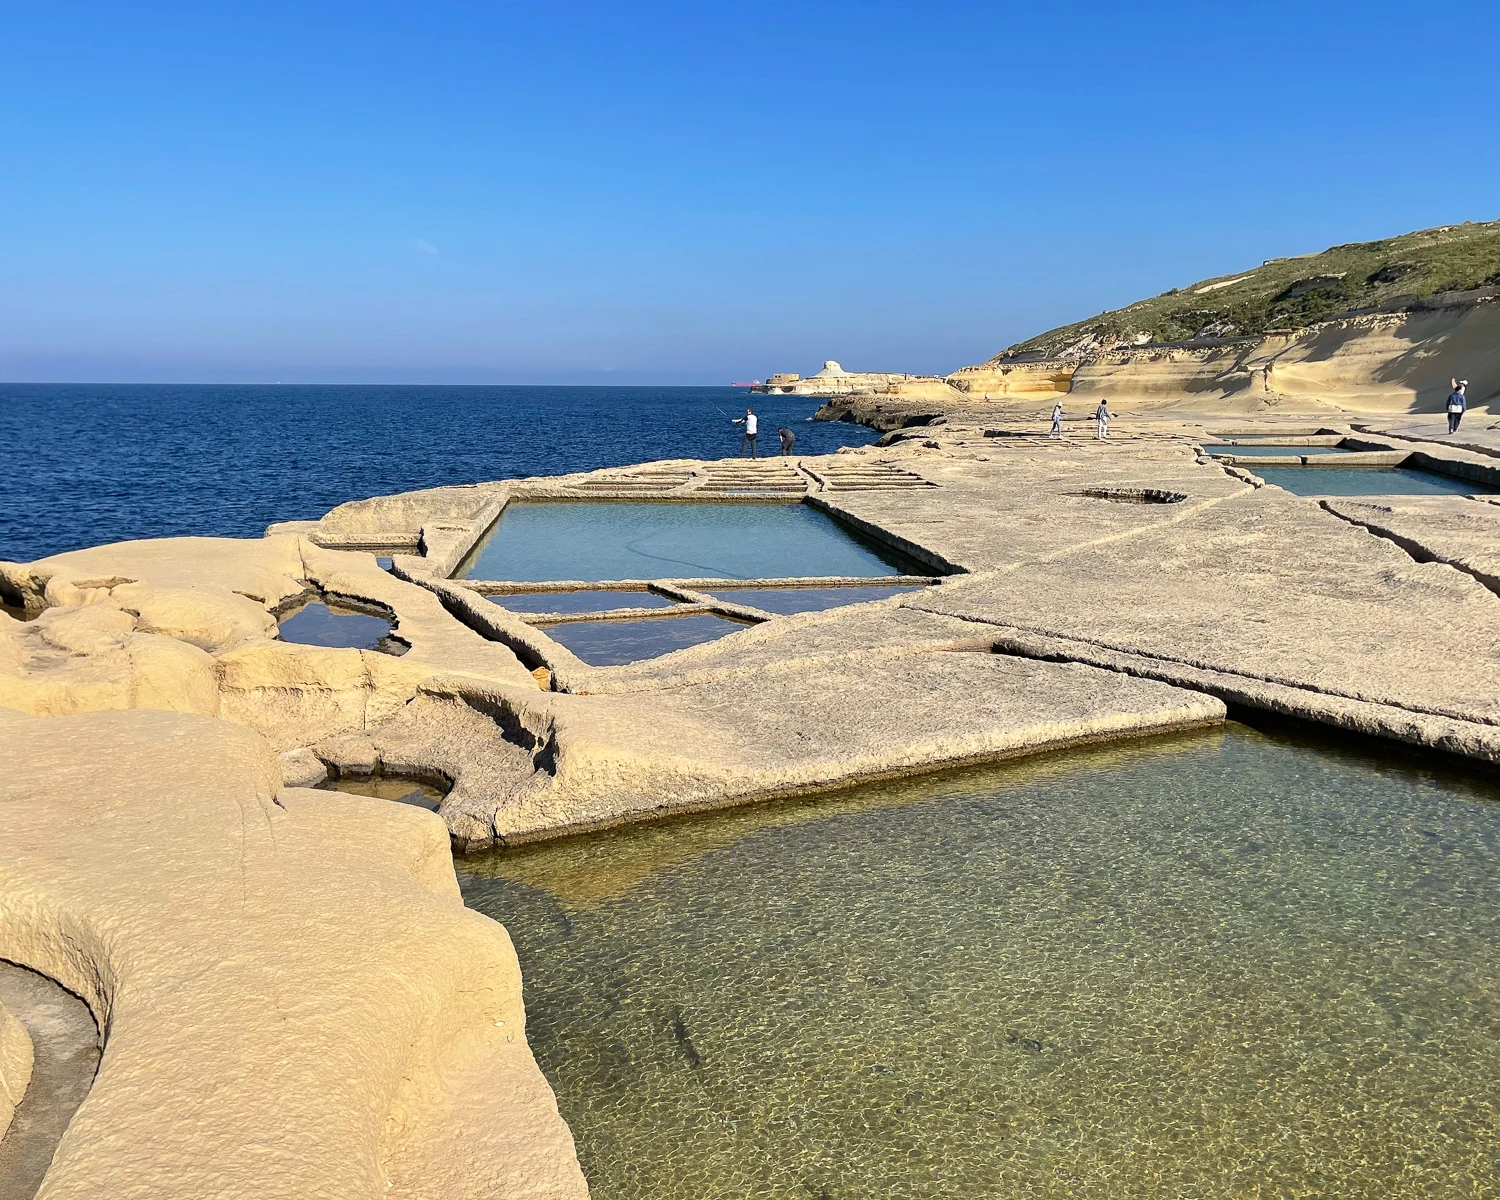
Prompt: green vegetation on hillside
<box><xmin>995</xmin><ymin>220</ymin><xmax>1500</xmax><ymax>362</ymax></box>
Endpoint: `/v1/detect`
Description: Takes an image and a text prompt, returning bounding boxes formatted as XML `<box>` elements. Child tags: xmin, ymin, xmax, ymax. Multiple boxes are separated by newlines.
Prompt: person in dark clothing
<box><xmin>778</xmin><ymin>427</ymin><xmax>796</xmax><ymax>455</ymax></box>
<box><xmin>1447</xmin><ymin>378</ymin><xmax>1468</xmax><ymax>434</ymax></box>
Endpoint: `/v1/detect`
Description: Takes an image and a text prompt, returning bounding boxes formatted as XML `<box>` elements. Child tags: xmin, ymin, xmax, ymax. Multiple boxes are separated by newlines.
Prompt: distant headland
<box><xmin>757</xmin><ymin>219</ymin><xmax>1500</xmax><ymax>415</ymax></box>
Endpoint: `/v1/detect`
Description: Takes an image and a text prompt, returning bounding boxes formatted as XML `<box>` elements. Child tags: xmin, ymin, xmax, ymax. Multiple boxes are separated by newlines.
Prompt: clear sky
<box><xmin>2</xmin><ymin>0</ymin><xmax>1496</xmax><ymax>384</ymax></box>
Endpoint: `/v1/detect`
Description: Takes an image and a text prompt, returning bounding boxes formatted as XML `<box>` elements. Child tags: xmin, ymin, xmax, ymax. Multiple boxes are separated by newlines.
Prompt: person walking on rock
<box><xmin>1095</xmin><ymin>398</ymin><xmax>1111</xmax><ymax>441</ymax></box>
<box><xmin>1050</xmin><ymin>401</ymin><xmax>1064</xmax><ymax>439</ymax></box>
<box><xmin>1448</xmin><ymin>378</ymin><xmax>1468</xmax><ymax>434</ymax></box>
<box><xmin>778</xmin><ymin>426</ymin><xmax>796</xmax><ymax>455</ymax></box>
<box><xmin>733</xmin><ymin>407</ymin><xmax>759</xmax><ymax>458</ymax></box>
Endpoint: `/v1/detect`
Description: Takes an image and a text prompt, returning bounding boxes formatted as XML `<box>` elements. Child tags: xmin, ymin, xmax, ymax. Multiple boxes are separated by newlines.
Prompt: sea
<box><xmin>0</xmin><ymin>384</ymin><xmax>878</xmax><ymax>563</ymax></box>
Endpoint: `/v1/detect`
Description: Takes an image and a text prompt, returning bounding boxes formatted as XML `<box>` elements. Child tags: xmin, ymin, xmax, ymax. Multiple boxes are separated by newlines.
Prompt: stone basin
<box><xmin>704</xmin><ymin>585</ymin><xmax>923</xmax><ymax>614</ymax></box>
<box><xmin>492</xmin><ymin>589</ymin><xmax>680</xmax><ymax>615</ymax></box>
<box><xmin>541</xmin><ymin>612</ymin><xmax>750</xmax><ymax>666</ymax></box>
<box><xmin>1255</xmin><ymin>465</ymin><xmax>1500</xmax><ymax>497</ymax></box>
<box><xmin>461</xmin><ymin>500</ymin><xmax>923</xmax><ymax>582</ymax></box>
<box><xmin>1205</xmin><ymin>443</ymin><xmax>1352</xmax><ymax>456</ymax></box>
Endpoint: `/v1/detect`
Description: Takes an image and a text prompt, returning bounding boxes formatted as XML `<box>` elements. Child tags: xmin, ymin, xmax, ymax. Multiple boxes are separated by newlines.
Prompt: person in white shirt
<box><xmin>1095</xmin><ymin>399</ymin><xmax>1111</xmax><ymax>441</ymax></box>
<box><xmin>733</xmin><ymin>408</ymin><xmax>759</xmax><ymax>458</ymax></box>
<box><xmin>1050</xmin><ymin>401</ymin><xmax>1063</xmax><ymax>439</ymax></box>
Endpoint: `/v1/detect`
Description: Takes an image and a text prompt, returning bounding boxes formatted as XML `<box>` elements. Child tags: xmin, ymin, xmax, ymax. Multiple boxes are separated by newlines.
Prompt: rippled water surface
<box><xmin>458</xmin><ymin>723</ymin><xmax>1500</xmax><ymax>1199</ymax></box>
<box><xmin>0</xmin><ymin>385</ymin><xmax>876</xmax><ymax>561</ymax></box>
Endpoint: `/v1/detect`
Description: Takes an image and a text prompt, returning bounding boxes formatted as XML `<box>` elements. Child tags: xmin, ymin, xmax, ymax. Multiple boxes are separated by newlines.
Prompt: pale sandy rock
<box><xmin>112</xmin><ymin>581</ymin><xmax>278</xmax><ymax>653</ymax></box>
<box><xmin>277</xmin><ymin>745</ymin><xmax>329</xmax><ymax>788</ymax></box>
<box><xmin>35</xmin><ymin>602</ymin><xmax>137</xmax><ymax>654</ymax></box>
<box><xmin>0</xmin><ymin>707</ymin><xmax>586</xmax><ymax>1199</ymax></box>
<box><xmin>216</xmin><ymin>641</ymin><xmax>434</xmax><ymax>752</ymax></box>
<box><xmin>416</xmin><ymin>650</ymin><xmax>1224</xmax><ymax>847</ymax></box>
<box><xmin>0</xmin><ymin>998</ymin><xmax>32</xmax><ymax>1143</ymax></box>
<box><xmin>1321</xmin><ymin>496</ymin><xmax>1500</xmax><ymax>591</ymax></box>
<box><xmin>0</xmin><ymin>605</ymin><xmax>218</xmax><ymax>718</ymax></box>
<box><xmin>24</xmin><ymin>534</ymin><xmax>308</xmax><ymax>609</ymax></box>
<box><xmin>300</xmin><ymin>543</ymin><xmax>533</xmax><ymax>688</ymax></box>
<box><xmin>315</xmin><ymin>484</ymin><xmax>505</xmax><ymax>546</ymax></box>
<box><xmin>905</xmin><ymin>487</ymin><xmax>1500</xmax><ymax>728</ymax></box>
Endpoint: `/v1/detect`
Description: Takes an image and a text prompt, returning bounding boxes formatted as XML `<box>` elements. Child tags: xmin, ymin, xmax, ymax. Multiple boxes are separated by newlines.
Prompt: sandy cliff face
<box><xmin>941</xmin><ymin>301</ymin><xmax>1500</xmax><ymax>414</ymax></box>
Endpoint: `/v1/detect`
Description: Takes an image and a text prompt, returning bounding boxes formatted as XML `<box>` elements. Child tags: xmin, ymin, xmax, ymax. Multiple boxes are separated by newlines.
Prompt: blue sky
<box><xmin>2</xmin><ymin>1</ymin><xmax>1496</xmax><ymax>384</ymax></box>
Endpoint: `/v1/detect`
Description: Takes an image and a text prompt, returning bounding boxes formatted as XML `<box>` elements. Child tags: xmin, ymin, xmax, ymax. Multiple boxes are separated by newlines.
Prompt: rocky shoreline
<box><xmin>5</xmin><ymin>410</ymin><xmax>1500</xmax><ymax>1195</ymax></box>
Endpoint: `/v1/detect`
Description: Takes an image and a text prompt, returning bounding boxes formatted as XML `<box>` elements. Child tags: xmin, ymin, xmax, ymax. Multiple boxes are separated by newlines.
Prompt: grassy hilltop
<box><xmin>993</xmin><ymin>219</ymin><xmax>1500</xmax><ymax>362</ymax></box>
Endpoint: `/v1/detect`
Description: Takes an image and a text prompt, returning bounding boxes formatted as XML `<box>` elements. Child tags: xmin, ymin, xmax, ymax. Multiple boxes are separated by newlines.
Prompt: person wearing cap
<box><xmin>1447</xmin><ymin>378</ymin><xmax>1468</xmax><ymax>434</ymax></box>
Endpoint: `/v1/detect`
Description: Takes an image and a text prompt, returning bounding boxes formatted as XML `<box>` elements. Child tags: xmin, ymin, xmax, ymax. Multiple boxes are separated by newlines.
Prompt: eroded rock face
<box><xmin>0</xmin><ymin>998</ymin><xmax>32</xmax><ymax>1144</ymax></box>
<box><xmin>0</xmin><ymin>707</ymin><xmax>587</xmax><ymax>1199</ymax></box>
<box><xmin>0</xmin><ymin>533</ymin><xmax>533</xmax><ymax>754</ymax></box>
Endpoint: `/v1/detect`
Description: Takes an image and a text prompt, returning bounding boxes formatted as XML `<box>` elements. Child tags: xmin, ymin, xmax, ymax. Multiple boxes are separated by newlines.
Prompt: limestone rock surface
<box><xmin>0</xmin><ymin>707</ymin><xmax>586</xmax><ymax>1199</ymax></box>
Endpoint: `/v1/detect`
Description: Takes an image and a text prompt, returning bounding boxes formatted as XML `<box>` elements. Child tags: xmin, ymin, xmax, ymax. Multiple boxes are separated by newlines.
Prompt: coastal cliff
<box><xmin>812</xmin><ymin>220</ymin><xmax>1500</xmax><ymax>424</ymax></box>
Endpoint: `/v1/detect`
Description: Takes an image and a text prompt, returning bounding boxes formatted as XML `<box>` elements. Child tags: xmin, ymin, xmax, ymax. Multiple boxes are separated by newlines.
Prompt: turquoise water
<box><xmin>1206</xmin><ymin>444</ymin><xmax>1350</xmax><ymax>456</ymax></box>
<box><xmin>707</xmin><ymin>585</ymin><xmax>921</xmax><ymax>614</ymax></box>
<box><xmin>1256</xmin><ymin>466</ymin><xmax>1497</xmax><ymax>496</ymax></box>
<box><xmin>544</xmin><ymin>612</ymin><xmax>748</xmax><ymax>665</ymax></box>
<box><xmin>462</xmin><ymin>501</ymin><xmax>919</xmax><ymax>581</ymax></box>
<box><xmin>459</xmin><ymin>723</ymin><xmax>1500</xmax><ymax>1199</ymax></box>
<box><xmin>493</xmin><ymin>589</ymin><xmax>679</xmax><ymax>614</ymax></box>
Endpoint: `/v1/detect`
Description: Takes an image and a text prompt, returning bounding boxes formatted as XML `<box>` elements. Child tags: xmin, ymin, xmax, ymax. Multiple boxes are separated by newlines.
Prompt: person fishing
<box><xmin>732</xmin><ymin>407</ymin><xmax>759</xmax><ymax>457</ymax></box>
<box><xmin>778</xmin><ymin>426</ymin><xmax>796</xmax><ymax>455</ymax></box>
<box><xmin>1050</xmin><ymin>401</ymin><xmax>1063</xmax><ymax>439</ymax></box>
<box><xmin>1095</xmin><ymin>398</ymin><xmax>1111</xmax><ymax>441</ymax></box>
<box><xmin>1448</xmin><ymin>378</ymin><xmax>1468</xmax><ymax>434</ymax></box>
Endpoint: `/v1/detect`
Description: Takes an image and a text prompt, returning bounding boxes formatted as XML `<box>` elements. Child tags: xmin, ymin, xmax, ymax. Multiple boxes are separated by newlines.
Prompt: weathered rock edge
<box><xmin>0</xmin><ymin>708</ymin><xmax>587</xmax><ymax>1200</ymax></box>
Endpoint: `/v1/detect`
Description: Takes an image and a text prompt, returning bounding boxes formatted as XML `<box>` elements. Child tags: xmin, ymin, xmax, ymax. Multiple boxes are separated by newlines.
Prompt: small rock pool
<box><xmin>277</xmin><ymin>601</ymin><xmax>404</xmax><ymax>653</ymax></box>
<box><xmin>458</xmin><ymin>721</ymin><xmax>1500</xmax><ymax>1199</ymax></box>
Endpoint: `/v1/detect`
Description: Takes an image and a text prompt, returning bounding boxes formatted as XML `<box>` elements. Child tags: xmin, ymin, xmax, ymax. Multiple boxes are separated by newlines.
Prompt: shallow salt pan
<box><xmin>542</xmin><ymin>613</ymin><xmax>748</xmax><ymax>666</ymax></box>
<box><xmin>461</xmin><ymin>501</ymin><xmax>921</xmax><ymax>582</ymax></box>
<box><xmin>1256</xmin><ymin>465</ymin><xmax>1498</xmax><ymax>497</ymax></box>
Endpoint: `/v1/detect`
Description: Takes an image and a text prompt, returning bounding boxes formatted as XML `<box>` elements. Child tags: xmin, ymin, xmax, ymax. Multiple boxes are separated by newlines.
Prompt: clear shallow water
<box><xmin>1256</xmin><ymin>466</ymin><xmax>1497</xmax><ymax>496</ymax></box>
<box><xmin>459</xmin><ymin>723</ymin><xmax>1500</xmax><ymax>1199</ymax></box>
<box><xmin>544</xmin><ymin>613</ymin><xmax>747</xmax><ymax>665</ymax></box>
<box><xmin>277</xmin><ymin>602</ymin><xmax>396</xmax><ymax>651</ymax></box>
<box><xmin>0</xmin><ymin>385</ymin><xmax>877</xmax><ymax>562</ymax></box>
<box><xmin>1206</xmin><ymin>444</ymin><xmax>1350</xmax><ymax>456</ymax></box>
<box><xmin>492</xmin><ymin>589</ymin><xmax>679</xmax><ymax>615</ymax></box>
<box><xmin>319</xmin><ymin>775</ymin><xmax>446</xmax><ymax>811</ymax></box>
<box><xmin>707</xmin><ymin>585</ymin><xmax>922</xmax><ymax>614</ymax></box>
<box><xmin>462</xmin><ymin>501</ymin><xmax>919</xmax><ymax>581</ymax></box>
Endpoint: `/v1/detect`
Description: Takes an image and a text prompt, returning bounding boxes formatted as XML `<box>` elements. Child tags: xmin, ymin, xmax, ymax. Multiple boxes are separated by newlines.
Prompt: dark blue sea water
<box><xmin>0</xmin><ymin>384</ymin><xmax>877</xmax><ymax>562</ymax></box>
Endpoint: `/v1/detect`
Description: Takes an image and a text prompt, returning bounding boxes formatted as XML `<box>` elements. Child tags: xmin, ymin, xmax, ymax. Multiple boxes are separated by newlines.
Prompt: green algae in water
<box><xmin>457</xmin><ymin>724</ymin><xmax>1500</xmax><ymax>1199</ymax></box>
